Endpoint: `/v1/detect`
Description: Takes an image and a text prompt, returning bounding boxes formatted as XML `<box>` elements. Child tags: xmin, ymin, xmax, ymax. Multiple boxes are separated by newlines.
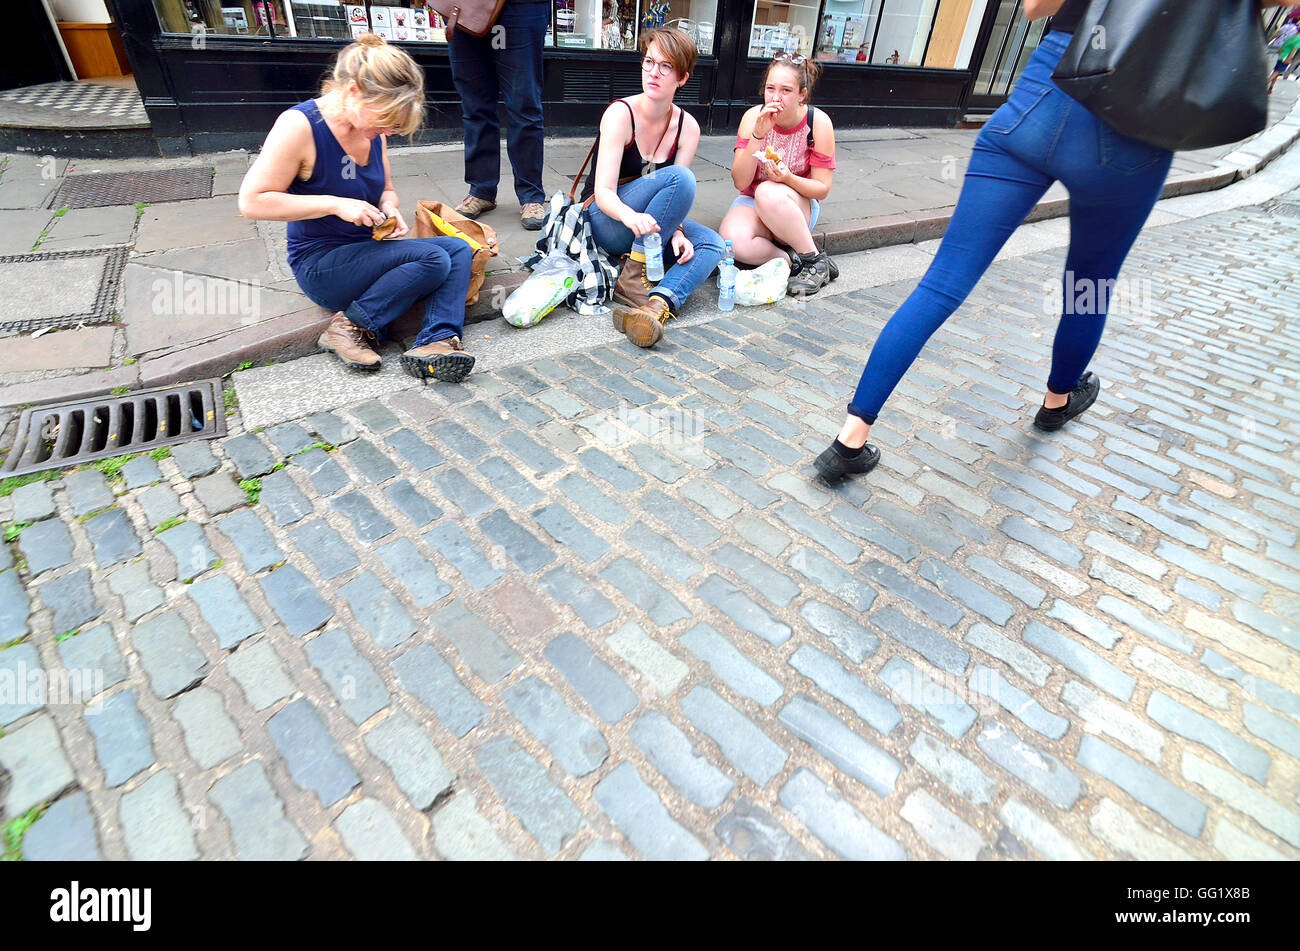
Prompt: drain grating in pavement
<box><xmin>1</xmin><ymin>380</ymin><xmax>227</xmax><ymax>477</ymax></box>
<box><xmin>1266</xmin><ymin>201</ymin><xmax>1300</xmax><ymax>218</ymax></box>
<box><xmin>50</xmin><ymin>166</ymin><xmax>214</xmax><ymax>209</ymax></box>
<box><xmin>0</xmin><ymin>246</ymin><xmax>127</xmax><ymax>332</ymax></box>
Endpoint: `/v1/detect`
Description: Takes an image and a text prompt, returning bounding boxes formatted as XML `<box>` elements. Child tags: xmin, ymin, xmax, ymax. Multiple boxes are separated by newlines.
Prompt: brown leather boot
<box><xmin>612</xmin><ymin>252</ymin><xmax>654</xmax><ymax>310</ymax></box>
<box><xmin>400</xmin><ymin>335</ymin><xmax>475</xmax><ymax>384</ymax></box>
<box><xmin>318</xmin><ymin>312</ymin><xmax>381</xmax><ymax>370</ymax></box>
<box><xmin>612</xmin><ymin>294</ymin><xmax>673</xmax><ymax>349</ymax></box>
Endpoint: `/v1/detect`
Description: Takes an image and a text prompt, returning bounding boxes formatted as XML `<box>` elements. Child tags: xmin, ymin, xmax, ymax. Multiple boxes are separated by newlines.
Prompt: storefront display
<box><xmin>748</xmin><ymin>0</ymin><xmax>817</xmax><ymax>58</ymax></box>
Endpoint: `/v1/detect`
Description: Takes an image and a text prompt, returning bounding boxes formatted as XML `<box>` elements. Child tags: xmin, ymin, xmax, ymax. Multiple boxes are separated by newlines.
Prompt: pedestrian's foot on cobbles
<box><xmin>1033</xmin><ymin>371</ymin><xmax>1100</xmax><ymax>432</ymax></box>
<box><xmin>814</xmin><ymin>440</ymin><xmax>881</xmax><ymax>481</ymax></box>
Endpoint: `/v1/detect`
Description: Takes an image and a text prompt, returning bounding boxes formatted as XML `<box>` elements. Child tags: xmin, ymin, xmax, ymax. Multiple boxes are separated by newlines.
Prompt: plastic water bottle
<box><xmin>643</xmin><ymin>231</ymin><xmax>664</xmax><ymax>282</ymax></box>
<box><xmin>718</xmin><ymin>240</ymin><xmax>736</xmax><ymax>312</ymax></box>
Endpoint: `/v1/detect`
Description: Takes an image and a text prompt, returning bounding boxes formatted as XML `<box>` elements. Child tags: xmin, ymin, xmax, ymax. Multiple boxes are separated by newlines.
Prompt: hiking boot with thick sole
<box><xmin>455</xmin><ymin>195</ymin><xmax>497</xmax><ymax>220</ymax></box>
<box><xmin>787</xmin><ymin>250</ymin><xmax>833</xmax><ymax>298</ymax></box>
<box><xmin>612</xmin><ymin>253</ymin><xmax>655</xmax><ymax>310</ymax></box>
<box><xmin>400</xmin><ymin>336</ymin><xmax>475</xmax><ymax>384</ymax></box>
<box><xmin>521</xmin><ymin>202</ymin><xmax>546</xmax><ymax>231</ymax></box>
<box><xmin>613</xmin><ymin>295</ymin><xmax>673</xmax><ymax>349</ymax></box>
<box><xmin>318</xmin><ymin>312</ymin><xmax>381</xmax><ymax>371</ymax></box>
<box><xmin>1033</xmin><ymin>371</ymin><xmax>1100</xmax><ymax>431</ymax></box>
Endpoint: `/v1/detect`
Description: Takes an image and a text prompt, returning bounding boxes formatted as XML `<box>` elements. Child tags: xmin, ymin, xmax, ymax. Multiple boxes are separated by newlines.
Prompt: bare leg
<box><xmin>720</xmin><ymin>204</ymin><xmax>788</xmax><ymax>267</ymax></box>
<box><xmin>754</xmin><ymin>181</ymin><xmax>816</xmax><ymax>255</ymax></box>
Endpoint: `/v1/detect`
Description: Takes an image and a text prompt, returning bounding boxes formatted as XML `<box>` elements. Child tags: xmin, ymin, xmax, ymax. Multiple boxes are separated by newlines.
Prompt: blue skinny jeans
<box><xmin>292</xmin><ymin>236</ymin><xmax>473</xmax><ymax>349</ymax></box>
<box><xmin>848</xmin><ymin>30</ymin><xmax>1173</xmax><ymax>424</ymax></box>
<box><xmin>588</xmin><ymin>164</ymin><xmax>725</xmax><ymax>313</ymax></box>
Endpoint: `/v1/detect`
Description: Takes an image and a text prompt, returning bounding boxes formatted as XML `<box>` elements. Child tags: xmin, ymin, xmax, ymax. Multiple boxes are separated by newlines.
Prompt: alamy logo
<box><xmin>50</xmin><ymin>882</ymin><xmax>152</xmax><ymax>932</ymax></box>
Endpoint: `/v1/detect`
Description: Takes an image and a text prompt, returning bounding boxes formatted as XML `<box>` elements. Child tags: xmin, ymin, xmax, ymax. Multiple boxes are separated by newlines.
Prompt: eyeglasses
<box><xmin>641</xmin><ymin>57</ymin><xmax>675</xmax><ymax>76</ymax></box>
<box><xmin>773</xmin><ymin>51</ymin><xmax>806</xmax><ymax>66</ymax></box>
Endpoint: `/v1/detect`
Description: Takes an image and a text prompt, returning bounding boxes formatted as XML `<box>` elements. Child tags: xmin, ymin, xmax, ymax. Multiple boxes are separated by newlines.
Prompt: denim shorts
<box><xmin>729</xmin><ymin>194</ymin><xmax>820</xmax><ymax>230</ymax></box>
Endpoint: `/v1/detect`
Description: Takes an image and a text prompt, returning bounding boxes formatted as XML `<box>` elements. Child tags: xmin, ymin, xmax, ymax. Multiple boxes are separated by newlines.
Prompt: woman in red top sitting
<box><xmin>721</xmin><ymin>53</ymin><xmax>838</xmax><ymax>297</ymax></box>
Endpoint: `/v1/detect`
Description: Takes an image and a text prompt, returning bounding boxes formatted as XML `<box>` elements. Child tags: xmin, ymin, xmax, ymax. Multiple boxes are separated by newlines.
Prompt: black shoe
<box><xmin>814</xmin><ymin>442</ymin><xmax>881</xmax><ymax>481</ymax></box>
<box><xmin>1033</xmin><ymin>371</ymin><xmax>1100</xmax><ymax>431</ymax></box>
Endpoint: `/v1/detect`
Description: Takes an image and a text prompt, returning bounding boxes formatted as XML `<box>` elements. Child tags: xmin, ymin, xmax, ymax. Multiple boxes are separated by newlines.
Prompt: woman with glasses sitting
<box><xmin>721</xmin><ymin>52</ymin><xmax>838</xmax><ymax>297</ymax></box>
<box><xmin>582</xmin><ymin>28</ymin><xmax>725</xmax><ymax>348</ymax></box>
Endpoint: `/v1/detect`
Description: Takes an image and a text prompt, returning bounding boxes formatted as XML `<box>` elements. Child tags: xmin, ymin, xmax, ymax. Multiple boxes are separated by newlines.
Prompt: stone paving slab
<box><xmin>0</xmin><ymin>187</ymin><xmax>1298</xmax><ymax>862</ymax></box>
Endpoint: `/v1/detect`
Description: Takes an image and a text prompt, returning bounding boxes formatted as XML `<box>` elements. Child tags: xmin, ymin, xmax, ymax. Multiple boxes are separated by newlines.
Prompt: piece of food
<box><xmin>764</xmin><ymin>145</ymin><xmax>781</xmax><ymax>163</ymax></box>
<box><xmin>372</xmin><ymin>216</ymin><xmax>398</xmax><ymax>240</ymax></box>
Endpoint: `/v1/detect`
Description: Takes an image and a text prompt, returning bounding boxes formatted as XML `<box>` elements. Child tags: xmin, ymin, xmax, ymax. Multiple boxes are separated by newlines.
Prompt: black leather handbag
<box><xmin>1051</xmin><ymin>0</ymin><xmax>1269</xmax><ymax>151</ymax></box>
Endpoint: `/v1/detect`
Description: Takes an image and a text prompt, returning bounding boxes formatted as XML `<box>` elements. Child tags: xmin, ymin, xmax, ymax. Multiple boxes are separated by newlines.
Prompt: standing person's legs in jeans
<box><xmin>821</xmin><ymin>29</ymin><xmax>1171</xmax><ymax>477</ymax></box>
<box><xmin>449</xmin><ymin>3</ymin><xmax>547</xmax><ymax>208</ymax></box>
<box><xmin>588</xmin><ymin>165</ymin><xmax>724</xmax><ymax>311</ymax></box>
<box><xmin>494</xmin><ymin>2</ymin><xmax>548</xmax><ymax>206</ymax></box>
<box><xmin>294</xmin><ymin>237</ymin><xmax>473</xmax><ymax>363</ymax></box>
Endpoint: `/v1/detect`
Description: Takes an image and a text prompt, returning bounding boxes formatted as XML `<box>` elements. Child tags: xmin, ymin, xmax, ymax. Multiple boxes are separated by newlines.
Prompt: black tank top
<box><xmin>580</xmin><ymin>99</ymin><xmax>684</xmax><ymax>202</ymax></box>
<box><xmin>1049</xmin><ymin>0</ymin><xmax>1087</xmax><ymax>35</ymax></box>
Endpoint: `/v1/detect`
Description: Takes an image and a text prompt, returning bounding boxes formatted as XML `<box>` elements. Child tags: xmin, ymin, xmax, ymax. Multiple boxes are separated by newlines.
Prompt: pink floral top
<box><xmin>735</xmin><ymin>108</ymin><xmax>836</xmax><ymax>198</ymax></box>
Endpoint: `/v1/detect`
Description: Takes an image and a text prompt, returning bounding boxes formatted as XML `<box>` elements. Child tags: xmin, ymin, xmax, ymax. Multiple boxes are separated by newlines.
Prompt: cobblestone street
<box><xmin>1</xmin><ymin>191</ymin><xmax>1298</xmax><ymax>861</ymax></box>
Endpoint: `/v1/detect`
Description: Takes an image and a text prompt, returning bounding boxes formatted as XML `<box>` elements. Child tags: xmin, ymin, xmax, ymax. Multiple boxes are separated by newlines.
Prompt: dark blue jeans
<box><xmin>848</xmin><ymin>30</ymin><xmax>1173</xmax><ymax>423</ymax></box>
<box><xmin>588</xmin><ymin>165</ymin><xmax>725</xmax><ymax>312</ymax></box>
<box><xmin>449</xmin><ymin>2</ymin><xmax>548</xmax><ymax>206</ymax></box>
<box><xmin>292</xmin><ymin>237</ymin><xmax>473</xmax><ymax>348</ymax></box>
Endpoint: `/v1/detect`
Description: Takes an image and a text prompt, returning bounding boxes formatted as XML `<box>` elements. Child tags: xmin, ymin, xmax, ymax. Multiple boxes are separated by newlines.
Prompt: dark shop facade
<box><xmin>23</xmin><ymin>1</ymin><xmax>1286</xmax><ymax>155</ymax></box>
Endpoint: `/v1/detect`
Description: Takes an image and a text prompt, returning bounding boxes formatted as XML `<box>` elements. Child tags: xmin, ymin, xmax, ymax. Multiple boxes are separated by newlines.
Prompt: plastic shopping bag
<box><xmin>502</xmin><ymin>252</ymin><xmax>580</xmax><ymax>328</ymax></box>
<box><xmin>734</xmin><ymin>258</ymin><xmax>790</xmax><ymax>306</ymax></box>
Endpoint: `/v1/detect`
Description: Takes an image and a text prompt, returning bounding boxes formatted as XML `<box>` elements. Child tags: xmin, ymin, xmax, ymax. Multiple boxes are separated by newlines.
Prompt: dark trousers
<box><xmin>448</xmin><ymin>2</ymin><xmax>548</xmax><ymax>206</ymax></box>
<box><xmin>292</xmin><ymin>237</ymin><xmax>473</xmax><ymax>348</ymax></box>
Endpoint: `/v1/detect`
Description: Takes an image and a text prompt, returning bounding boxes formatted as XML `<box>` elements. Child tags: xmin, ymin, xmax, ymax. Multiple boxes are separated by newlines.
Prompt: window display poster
<box><xmin>346</xmin><ymin>5</ymin><xmax>368</xmax><ymax>27</ymax></box>
<box><xmin>351</xmin><ymin>23</ymin><xmax>369</xmax><ymax>37</ymax></box>
<box><xmin>842</xmin><ymin>17</ymin><xmax>862</xmax><ymax>48</ymax></box>
<box><xmin>371</xmin><ymin>6</ymin><xmax>390</xmax><ymax>26</ymax></box>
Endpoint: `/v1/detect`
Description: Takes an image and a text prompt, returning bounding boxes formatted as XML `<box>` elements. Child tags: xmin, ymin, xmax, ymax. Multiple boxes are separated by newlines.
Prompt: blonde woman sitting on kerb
<box><xmin>239</xmin><ymin>33</ymin><xmax>476</xmax><ymax>383</ymax></box>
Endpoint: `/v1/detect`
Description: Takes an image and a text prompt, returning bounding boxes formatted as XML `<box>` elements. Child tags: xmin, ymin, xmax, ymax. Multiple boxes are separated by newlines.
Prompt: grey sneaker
<box><xmin>787</xmin><ymin>250</ymin><xmax>832</xmax><ymax>297</ymax></box>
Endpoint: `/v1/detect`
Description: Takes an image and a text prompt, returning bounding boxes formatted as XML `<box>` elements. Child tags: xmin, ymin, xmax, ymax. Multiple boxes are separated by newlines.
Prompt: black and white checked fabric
<box><xmin>0</xmin><ymin>82</ymin><xmax>147</xmax><ymax>123</ymax></box>
<box><xmin>522</xmin><ymin>191</ymin><xmax>619</xmax><ymax>316</ymax></box>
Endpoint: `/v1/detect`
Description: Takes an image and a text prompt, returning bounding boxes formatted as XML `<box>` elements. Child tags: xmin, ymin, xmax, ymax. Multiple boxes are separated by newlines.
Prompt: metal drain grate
<box><xmin>50</xmin><ymin>166</ymin><xmax>214</xmax><ymax>209</ymax></box>
<box><xmin>2</xmin><ymin>380</ymin><xmax>227</xmax><ymax>477</ymax></box>
<box><xmin>0</xmin><ymin>246</ymin><xmax>127</xmax><ymax>332</ymax></box>
<box><xmin>1268</xmin><ymin>201</ymin><xmax>1300</xmax><ymax>218</ymax></box>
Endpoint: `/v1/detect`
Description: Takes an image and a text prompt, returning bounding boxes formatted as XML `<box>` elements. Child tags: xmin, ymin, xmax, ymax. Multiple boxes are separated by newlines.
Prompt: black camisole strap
<box><xmin>671</xmin><ymin>106</ymin><xmax>684</xmax><ymax>155</ymax></box>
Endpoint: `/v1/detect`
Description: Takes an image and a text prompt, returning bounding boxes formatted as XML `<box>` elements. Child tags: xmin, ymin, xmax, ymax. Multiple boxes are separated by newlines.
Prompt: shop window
<box><xmin>553</xmin><ymin>0</ymin><xmax>716</xmax><ymax>54</ymax></box>
<box><xmin>356</xmin><ymin>3</ymin><xmax>448</xmax><ymax>42</ymax></box>
<box><xmin>748</xmin><ymin>0</ymin><xmax>819</xmax><ymax>59</ymax></box>
<box><xmin>816</xmin><ymin>0</ymin><xmax>883</xmax><ymax>64</ymax></box>
<box><xmin>152</xmin><ymin>1</ymin><xmax>289</xmax><ymax>36</ymax></box>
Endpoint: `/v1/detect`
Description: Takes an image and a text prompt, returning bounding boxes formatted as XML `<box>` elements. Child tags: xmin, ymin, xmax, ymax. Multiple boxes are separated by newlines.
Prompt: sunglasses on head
<box><xmin>773</xmin><ymin>51</ymin><xmax>806</xmax><ymax>66</ymax></box>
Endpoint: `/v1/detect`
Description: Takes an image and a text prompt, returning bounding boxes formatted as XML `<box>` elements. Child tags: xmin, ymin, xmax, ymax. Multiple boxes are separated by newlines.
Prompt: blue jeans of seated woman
<box><xmin>292</xmin><ymin>237</ymin><xmax>473</xmax><ymax>349</ymax></box>
<box><xmin>848</xmin><ymin>29</ymin><xmax>1173</xmax><ymax>424</ymax></box>
<box><xmin>588</xmin><ymin>164</ymin><xmax>726</xmax><ymax>312</ymax></box>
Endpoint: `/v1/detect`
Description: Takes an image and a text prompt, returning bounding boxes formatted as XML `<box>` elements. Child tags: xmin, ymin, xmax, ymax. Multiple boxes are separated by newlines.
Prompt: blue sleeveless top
<box><xmin>286</xmin><ymin>99</ymin><xmax>387</xmax><ymax>271</ymax></box>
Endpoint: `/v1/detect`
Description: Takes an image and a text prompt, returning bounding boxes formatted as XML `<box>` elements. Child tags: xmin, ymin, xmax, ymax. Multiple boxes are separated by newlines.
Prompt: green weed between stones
<box><xmin>53</xmin><ymin>208</ymin><xmax>68</xmax><ymax>218</ymax></box>
<box><xmin>54</xmin><ymin>628</ymin><xmax>80</xmax><ymax>643</ymax></box>
<box><xmin>0</xmin><ymin>635</ymin><xmax>29</xmax><ymax>651</ymax></box>
<box><xmin>235</xmin><ymin>361</ymin><xmax>254</xmax><ymax>372</ymax></box>
<box><xmin>123</xmin><ymin>357</ymin><xmax>137</xmax><ymax>366</ymax></box>
<box><xmin>298</xmin><ymin>441</ymin><xmax>335</xmax><ymax>454</ymax></box>
<box><xmin>2</xmin><ymin>804</ymin><xmax>50</xmax><ymax>861</ymax></box>
<box><xmin>0</xmin><ymin>472</ymin><xmax>56</xmax><ymax>497</ymax></box>
<box><xmin>110</xmin><ymin>386</ymin><xmax>130</xmax><ymax>396</ymax></box>
<box><xmin>224</xmin><ymin>389</ymin><xmax>238</xmax><ymax>415</ymax></box>
<box><xmin>153</xmin><ymin>516</ymin><xmax>185</xmax><ymax>534</ymax></box>
<box><xmin>239</xmin><ymin>478</ymin><xmax>262</xmax><ymax>505</ymax></box>
<box><xmin>150</xmin><ymin>447</ymin><xmax>171</xmax><ymax>460</ymax></box>
<box><xmin>3</xmin><ymin>522</ymin><xmax>31</xmax><ymax>543</ymax></box>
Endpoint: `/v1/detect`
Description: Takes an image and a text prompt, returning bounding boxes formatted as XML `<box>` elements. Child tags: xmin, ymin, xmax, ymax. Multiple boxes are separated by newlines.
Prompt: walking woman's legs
<box><xmin>837</xmin><ymin>139</ymin><xmax>1053</xmax><ymax>448</ymax></box>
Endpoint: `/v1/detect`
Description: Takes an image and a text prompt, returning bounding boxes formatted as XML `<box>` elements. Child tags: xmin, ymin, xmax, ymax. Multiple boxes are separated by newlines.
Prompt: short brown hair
<box><xmin>640</xmin><ymin>27</ymin><xmax>697</xmax><ymax>78</ymax></box>
<box><xmin>321</xmin><ymin>33</ymin><xmax>425</xmax><ymax>136</ymax></box>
